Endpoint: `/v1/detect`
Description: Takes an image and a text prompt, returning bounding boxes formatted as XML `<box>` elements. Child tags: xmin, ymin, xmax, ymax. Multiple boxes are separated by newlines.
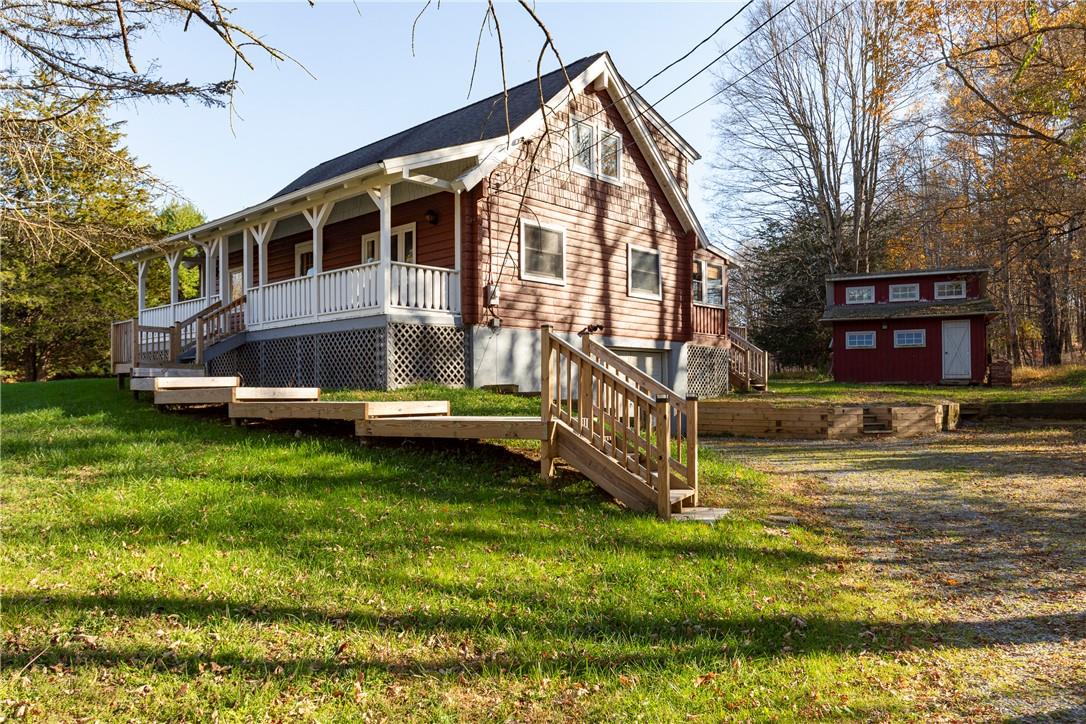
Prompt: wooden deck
<box><xmin>355</xmin><ymin>416</ymin><xmax>545</xmax><ymax>440</ymax></box>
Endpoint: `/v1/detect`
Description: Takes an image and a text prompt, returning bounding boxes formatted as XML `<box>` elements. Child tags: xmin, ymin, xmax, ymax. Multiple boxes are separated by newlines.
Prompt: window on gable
<box><xmin>846</xmin><ymin>286</ymin><xmax>875</xmax><ymax>304</ymax></box>
<box><xmin>889</xmin><ymin>283</ymin><xmax>919</xmax><ymax>302</ymax></box>
<box><xmin>520</xmin><ymin>219</ymin><xmax>565</xmax><ymax>285</ymax></box>
<box><xmin>599</xmin><ymin>130</ymin><xmax>622</xmax><ymax>182</ymax></box>
<box><xmin>894</xmin><ymin>329</ymin><xmax>926</xmax><ymax>348</ymax></box>
<box><xmin>628</xmin><ymin>244</ymin><xmax>662</xmax><ymax>300</ymax></box>
<box><xmin>572</xmin><ymin>120</ymin><xmax>595</xmax><ymax>175</ymax></box>
<box><xmin>934</xmin><ymin>280</ymin><xmax>966</xmax><ymax>299</ymax></box>
<box><xmin>845</xmin><ymin>331</ymin><xmax>876</xmax><ymax>349</ymax></box>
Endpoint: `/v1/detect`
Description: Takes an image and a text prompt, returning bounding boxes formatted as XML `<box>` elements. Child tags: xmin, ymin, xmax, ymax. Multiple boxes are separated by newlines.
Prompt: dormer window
<box><xmin>889</xmin><ymin>283</ymin><xmax>919</xmax><ymax>302</ymax></box>
<box><xmin>845</xmin><ymin>286</ymin><xmax>874</xmax><ymax>304</ymax></box>
<box><xmin>935</xmin><ymin>280</ymin><xmax>966</xmax><ymax>299</ymax></box>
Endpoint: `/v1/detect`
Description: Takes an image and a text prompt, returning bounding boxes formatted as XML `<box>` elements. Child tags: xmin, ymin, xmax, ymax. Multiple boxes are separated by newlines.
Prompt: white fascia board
<box><xmin>113</xmin><ymin>161</ymin><xmax>389</xmax><ymax>262</ymax></box>
<box><xmin>625</xmin><ymin>89</ymin><xmax>700</xmax><ymax>162</ymax></box>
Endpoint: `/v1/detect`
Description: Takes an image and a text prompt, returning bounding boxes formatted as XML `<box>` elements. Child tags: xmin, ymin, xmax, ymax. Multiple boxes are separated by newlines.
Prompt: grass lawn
<box><xmin>3</xmin><ymin>379</ymin><xmax>955</xmax><ymax>720</ymax></box>
<box><xmin>734</xmin><ymin>364</ymin><xmax>1086</xmax><ymax>406</ymax></box>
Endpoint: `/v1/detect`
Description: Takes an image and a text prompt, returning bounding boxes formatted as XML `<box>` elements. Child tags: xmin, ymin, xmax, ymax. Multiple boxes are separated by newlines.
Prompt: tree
<box><xmin>1</xmin><ymin>88</ymin><xmax>156</xmax><ymax>380</ymax></box>
<box><xmin>710</xmin><ymin>0</ymin><xmax>905</xmax><ymax>275</ymax></box>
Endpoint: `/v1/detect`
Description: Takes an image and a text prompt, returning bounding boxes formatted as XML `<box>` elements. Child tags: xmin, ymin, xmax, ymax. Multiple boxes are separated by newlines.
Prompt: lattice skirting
<box><xmin>206</xmin><ymin>323</ymin><xmax>465</xmax><ymax>390</ymax></box>
<box><xmin>687</xmin><ymin>344</ymin><xmax>730</xmax><ymax>397</ymax></box>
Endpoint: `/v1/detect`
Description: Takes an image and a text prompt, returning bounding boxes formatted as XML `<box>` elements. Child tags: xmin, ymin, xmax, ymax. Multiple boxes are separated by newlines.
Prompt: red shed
<box><xmin>821</xmin><ymin>268</ymin><xmax>999</xmax><ymax>384</ymax></box>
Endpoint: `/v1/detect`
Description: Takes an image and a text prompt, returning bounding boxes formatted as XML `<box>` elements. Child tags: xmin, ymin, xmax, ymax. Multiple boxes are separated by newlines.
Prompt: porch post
<box><xmin>217</xmin><ymin>235</ymin><xmax>230</xmax><ymax>302</ymax></box>
<box><xmin>303</xmin><ymin>202</ymin><xmax>334</xmax><ymax>320</ymax></box>
<box><xmin>166</xmin><ymin>250</ymin><xmax>181</xmax><ymax>307</ymax></box>
<box><xmin>453</xmin><ymin>189</ymin><xmax>462</xmax><ymax>311</ymax></box>
<box><xmin>136</xmin><ymin>259</ymin><xmax>148</xmax><ymax>316</ymax></box>
<box><xmin>242</xmin><ymin>229</ymin><xmax>253</xmax><ymax>324</ymax></box>
<box><xmin>248</xmin><ymin>221</ymin><xmax>276</xmax><ymax>327</ymax></box>
<box><xmin>368</xmin><ymin>184</ymin><xmax>393</xmax><ymax>314</ymax></box>
<box><xmin>203</xmin><ymin>239</ymin><xmax>217</xmax><ymax>304</ymax></box>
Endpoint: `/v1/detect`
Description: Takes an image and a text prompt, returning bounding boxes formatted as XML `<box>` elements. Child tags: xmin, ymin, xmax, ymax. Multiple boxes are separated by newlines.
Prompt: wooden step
<box><xmin>669</xmin><ymin>487</ymin><xmax>696</xmax><ymax>505</ymax></box>
<box><xmin>356</xmin><ymin>416</ymin><xmax>545</xmax><ymax>440</ymax></box>
<box><xmin>132</xmin><ymin>366</ymin><xmax>206</xmax><ymax>377</ymax></box>
<box><xmin>553</xmin><ymin>423</ymin><xmax>656</xmax><ymax>513</ymax></box>
<box><xmin>862</xmin><ymin>428</ymin><xmax>894</xmax><ymax>435</ymax></box>
<box><xmin>230</xmin><ymin>401</ymin><xmax>371</xmax><ymax>421</ymax></box>
<box><xmin>155</xmin><ymin>386</ymin><xmax>320</xmax><ymax>406</ymax></box>
<box><xmin>154</xmin><ymin>376</ymin><xmax>240</xmax><ymax>390</ymax></box>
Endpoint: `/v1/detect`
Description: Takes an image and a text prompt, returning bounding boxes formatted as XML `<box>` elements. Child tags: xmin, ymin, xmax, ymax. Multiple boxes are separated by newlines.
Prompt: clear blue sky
<box><xmin>111</xmin><ymin>1</ymin><xmax>747</xmax><ymax>235</ymax></box>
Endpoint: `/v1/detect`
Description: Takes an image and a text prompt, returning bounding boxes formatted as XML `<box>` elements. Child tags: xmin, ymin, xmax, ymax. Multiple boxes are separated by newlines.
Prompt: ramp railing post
<box><xmin>655</xmin><ymin>394</ymin><xmax>671</xmax><ymax>520</ymax></box>
<box><xmin>686</xmin><ymin>394</ymin><xmax>698</xmax><ymax>507</ymax></box>
<box><xmin>540</xmin><ymin>325</ymin><xmax>556</xmax><ymax>479</ymax></box>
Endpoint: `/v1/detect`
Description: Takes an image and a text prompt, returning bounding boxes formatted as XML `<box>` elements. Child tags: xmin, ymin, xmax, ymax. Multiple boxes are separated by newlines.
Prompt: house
<box><xmin>820</xmin><ymin>268</ymin><xmax>999</xmax><ymax>384</ymax></box>
<box><xmin>110</xmin><ymin>52</ymin><xmax>762</xmax><ymax>395</ymax></box>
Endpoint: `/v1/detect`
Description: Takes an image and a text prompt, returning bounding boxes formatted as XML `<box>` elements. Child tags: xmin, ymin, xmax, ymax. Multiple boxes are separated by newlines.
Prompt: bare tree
<box><xmin>709</xmin><ymin>0</ymin><xmax>905</xmax><ymax>273</ymax></box>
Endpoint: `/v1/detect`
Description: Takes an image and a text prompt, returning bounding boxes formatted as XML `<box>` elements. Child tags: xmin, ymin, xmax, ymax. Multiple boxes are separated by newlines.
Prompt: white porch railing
<box><xmin>319</xmin><ymin>262</ymin><xmax>380</xmax><ymax>316</ymax></box>
<box><xmin>390</xmin><ymin>262</ymin><xmax>459</xmax><ymax>313</ymax></box>
<box><xmin>139</xmin><ymin>296</ymin><xmax>215</xmax><ymax>327</ymax></box>
<box><xmin>244</xmin><ymin>261</ymin><xmax>459</xmax><ymax>330</ymax></box>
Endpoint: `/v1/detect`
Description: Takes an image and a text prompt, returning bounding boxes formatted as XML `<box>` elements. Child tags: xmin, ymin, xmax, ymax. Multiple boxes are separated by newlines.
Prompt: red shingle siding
<box><xmin>476</xmin><ymin>87</ymin><xmax>695</xmax><ymax>342</ymax></box>
<box><xmin>832</xmin><ymin>272</ymin><xmax>983</xmax><ymax>305</ymax></box>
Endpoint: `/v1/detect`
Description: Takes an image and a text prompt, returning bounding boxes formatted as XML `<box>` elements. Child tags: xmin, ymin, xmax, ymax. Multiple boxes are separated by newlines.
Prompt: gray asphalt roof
<box><xmin>826</xmin><ymin>267</ymin><xmax>989</xmax><ymax>282</ymax></box>
<box><xmin>269</xmin><ymin>53</ymin><xmax>605</xmax><ymax>201</ymax></box>
<box><xmin>820</xmin><ymin>297</ymin><xmax>999</xmax><ymax>322</ymax></box>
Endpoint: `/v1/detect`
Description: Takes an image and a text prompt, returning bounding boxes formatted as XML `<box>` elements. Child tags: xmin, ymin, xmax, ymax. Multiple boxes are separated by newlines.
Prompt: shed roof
<box><xmin>820</xmin><ymin>297</ymin><xmax>999</xmax><ymax>322</ymax></box>
<box><xmin>826</xmin><ymin>267</ymin><xmax>989</xmax><ymax>282</ymax></box>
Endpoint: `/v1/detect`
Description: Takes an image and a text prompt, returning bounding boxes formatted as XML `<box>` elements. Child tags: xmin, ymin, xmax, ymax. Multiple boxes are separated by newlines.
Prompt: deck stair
<box><xmin>121</xmin><ymin>325</ymin><xmax>704</xmax><ymax>521</ymax></box>
<box><xmin>727</xmin><ymin>330</ymin><xmax>770</xmax><ymax>392</ymax></box>
<box><xmin>110</xmin><ymin>297</ymin><xmax>247</xmax><ymax>375</ymax></box>
<box><xmin>861</xmin><ymin>406</ymin><xmax>893</xmax><ymax>435</ymax></box>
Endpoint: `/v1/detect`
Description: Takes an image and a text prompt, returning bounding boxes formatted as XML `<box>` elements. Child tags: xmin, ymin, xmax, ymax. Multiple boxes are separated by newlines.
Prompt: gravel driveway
<box><xmin>708</xmin><ymin>425</ymin><xmax>1086</xmax><ymax>721</ymax></box>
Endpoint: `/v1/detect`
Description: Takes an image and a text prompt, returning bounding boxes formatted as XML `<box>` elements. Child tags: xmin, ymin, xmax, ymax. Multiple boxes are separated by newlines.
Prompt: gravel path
<box><xmin>709</xmin><ymin>425</ymin><xmax>1086</xmax><ymax>721</ymax></box>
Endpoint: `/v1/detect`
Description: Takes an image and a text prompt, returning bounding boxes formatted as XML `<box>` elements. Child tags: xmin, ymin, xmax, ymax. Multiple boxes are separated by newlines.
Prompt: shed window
<box><xmin>934</xmin><ymin>280</ymin><xmax>966</xmax><ymax>299</ymax></box>
<box><xmin>889</xmin><ymin>283</ymin><xmax>919</xmax><ymax>301</ymax></box>
<box><xmin>845</xmin><ymin>331</ymin><xmax>876</xmax><ymax>349</ymax></box>
<box><xmin>520</xmin><ymin>220</ymin><xmax>565</xmax><ymax>285</ymax></box>
<box><xmin>894</xmin><ymin>329</ymin><xmax>926</xmax><ymax>348</ymax></box>
<box><xmin>846</xmin><ymin>286</ymin><xmax>875</xmax><ymax>304</ymax></box>
<box><xmin>628</xmin><ymin>244</ymin><xmax>662</xmax><ymax>300</ymax></box>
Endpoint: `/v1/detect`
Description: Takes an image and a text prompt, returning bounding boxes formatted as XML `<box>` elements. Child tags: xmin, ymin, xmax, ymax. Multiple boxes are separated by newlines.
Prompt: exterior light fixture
<box><xmin>424</xmin><ymin>209</ymin><xmax>439</xmax><ymax>225</ymax></box>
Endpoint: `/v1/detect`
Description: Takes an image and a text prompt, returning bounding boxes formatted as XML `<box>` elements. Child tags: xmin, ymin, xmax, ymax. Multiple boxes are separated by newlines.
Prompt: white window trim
<box><xmin>692</xmin><ymin>260</ymin><xmax>725</xmax><ymax>308</ymax></box>
<box><xmin>627</xmin><ymin>243</ymin><xmax>662</xmax><ymax>301</ymax></box>
<box><xmin>894</xmin><ymin>329</ymin><xmax>926</xmax><ymax>348</ymax></box>
<box><xmin>519</xmin><ymin>218</ymin><xmax>567</xmax><ymax>286</ymax></box>
<box><xmin>934</xmin><ymin>280</ymin><xmax>966</xmax><ymax>300</ymax></box>
<box><xmin>570</xmin><ymin>116</ymin><xmax>623</xmax><ymax>186</ymax></box>
<box><xmin>845</xmin><ymin>330</ymin><xmax>877</xmax><ymax>349</ymax></box>
<box><xmin>845</xmin><ymin>285</ymin><xmax>875</xmax><ymax>305</ymax></box>
<box><xmin>361</xmin><ymin>222</ymin><xmax>417</xmax><ymax>264</ymax></box>
<box><xmin>294</xmin><ymin>241</ymin><xmax>314</xmax><ymax>277</ymax></box>
<box><xmin>889</xmin><ymin>283</ymin><xmax>919</xmax><ymax>302</ymax></box>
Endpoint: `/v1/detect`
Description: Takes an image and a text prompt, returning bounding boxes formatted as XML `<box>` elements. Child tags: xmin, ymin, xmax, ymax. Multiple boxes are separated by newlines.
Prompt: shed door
<box><xmin>941</xmin><ymin>320</ymin><xmax>971</xmax><ymax>379</ymax></box>
<box><xmin>610</xmin><ymin>348</ymin><xmax>667</xmax><ymax>384</ymax></box>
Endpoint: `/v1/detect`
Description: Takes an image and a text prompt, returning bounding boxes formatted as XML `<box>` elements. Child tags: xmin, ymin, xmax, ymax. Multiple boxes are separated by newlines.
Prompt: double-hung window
<box><xmin>846</xmin><ymin>286</ymin><xmax>875</xmax><ymax>304</ymax></box>
<box><xmin>845</xmin><ymin>331</ymin><xmax>876</xmax><ymax>349</ymax></box>
<box><xmin>295</xmin><ymin>241</ymin><xmax>315</xmax><ymax>277</ymax></box>
<box><xmin>628</xmin><ymin>244</ymin><xmax>662</xmax><ymax>300</ymax></box>
<box><xmin>894</xmin><ymin>329</ymin><xmax>926</xmax><ymax>348</ymax></box>
<box><xmin>692</xmin><ymin>260</ymin><xmax>725</xmax><ymax>306</ymax></box>
<box><xmin>570</xmin><ymin>117</ymin><xmax>622</xmax><ymax>184</ymax></box>
<box><xmin>889</xmin><ymin>283</ymin><xmax>919</xmax><ymax>302</ymax></box>
<box><xmin>520</xmin><ymin>219</ymin><xmax>565</xmax><ymax>285</ymax></box>
<box><xmin>934</xmin><ymin>280</ymin><xmax>966</xmax><ymax>299</ymax></box>
<box><xmin>361</xmin><ymin>223</ymin><xmax>416</xmax><ymax>264</ymax></box>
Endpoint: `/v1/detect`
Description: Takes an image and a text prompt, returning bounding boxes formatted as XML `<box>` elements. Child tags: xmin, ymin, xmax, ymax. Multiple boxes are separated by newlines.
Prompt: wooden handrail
<box><xmin>179</xmin><ymin>299</ymin><xmax>222</xmax><ymax>327</ymax></box>
<box><xmin>195</xmin><ymin>295</ymin><xmax>247</xmax><ymax>363</ymax></box>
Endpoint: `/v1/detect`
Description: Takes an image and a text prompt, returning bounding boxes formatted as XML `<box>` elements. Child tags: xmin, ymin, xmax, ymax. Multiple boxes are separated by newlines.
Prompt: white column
<box><xmin>202</xmin><ymin>239</ymin><xmax>218</xmax><ymax>304</ymax></box>
<box><xmin>217</xmin><ymin>235</ymin><xmax>230</xmax><ymax>302</ymax></box>
<box><xmin>242</xmin><ymin>229</ymin><xmax>253</xmax><ymax>324</ymax></box>
<box><xmin>453</xmin><ymin>189</ymin><xmax>462</xmax><ymax>311</ymax></box>
<box><xmin>166</xmin><ymin>250</ymin><xmax>181</xmax><ymax>307</ymax></box>
<box><xmin>367</xmin><ymin>185</ymin><xmax>393</xmax><ymax>313</ymax></box>
<box><xmin>137</xmin><ymin>259</ymin><xmax>148</xmax><ymax>315</ymax></box>
<box><xmin>257</xmin><ymin>233</ymin><xmax>268</xmax><ymax>287</ymax></box>
<box><xmin>303</xmin><ymin>202</ymin><xmax>334</xmax><ymax>320</ymax></box>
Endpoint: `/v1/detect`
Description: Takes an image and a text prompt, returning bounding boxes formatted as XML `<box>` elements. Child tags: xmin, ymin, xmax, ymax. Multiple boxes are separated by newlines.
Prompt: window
<box><xmin>894</xmin><ymin>329</ymin><xmax>926</xmax><ymax>348</ymax></box>
<box><xmin>845</xmin><ymin>286</ymin><xmax>875</xmax><ymax>304</ymax></box>
<box><xmin>229</xmin><ymin>267</ymin><xmax>244</xmax><ymax>300</ymax></box>
<box><xmin>628</xmin><ymin>244</ymin><xmax>662</xmax><ymax>300</ymax></box>
<box><xmin>889</xmin><ymin>283</ymin><xmax>919</xmax><ymax>302</ymax></box>
<box><xmin>845</xmin><ymin>331</ymin><xmax>876</xmax><ymax>349</ymax></box>
<box><xmin>570</xmin><ymin>118</ymin><xmax>622</xmax><ymax>184</ymax></box>
<box><xmin>571</xmin><ymin>120</ymin><xmax>595</xmax><ymax>175</ymax></box>
<box><xmin>599</xmin><ymin>130</ymin><xmax>622</xmax><ymax>182</ymax></box>
<box><xmin>295</xmin><ymin>241</ymin><xmax>314</xmax><ymax>277</ymax></box>
<box><xmin>361</xmin><ymin>223</ymin><xmax>416</xmax><ymax>264</ymax></box>
<box><xmin>934</xmin><ymin>280</ymin><xmax>966</xmax><ymax>299</ymax></box>
<box><xmin>520</xmin><ymin>219</ymin><xmax>565</xmax><ymax>285</ymax></box>
<box><xmin>693</xmin><ymin>260</ymin><xmax>725</xmax><ymax>306</ymax></box>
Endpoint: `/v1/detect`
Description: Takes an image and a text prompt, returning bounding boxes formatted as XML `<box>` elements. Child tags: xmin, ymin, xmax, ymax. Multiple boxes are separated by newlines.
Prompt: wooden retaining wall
<box><xmin>699</xmin><ymin>402</ymin><xmax>958</xmax><ymax>440</ymax></box>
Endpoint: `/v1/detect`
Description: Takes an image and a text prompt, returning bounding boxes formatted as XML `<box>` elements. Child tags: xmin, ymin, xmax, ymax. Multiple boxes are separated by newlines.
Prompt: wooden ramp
<box><xmin>356</xmin><ymin>416</ymin><xmax>545</xmax><ymax>440</ymax></box>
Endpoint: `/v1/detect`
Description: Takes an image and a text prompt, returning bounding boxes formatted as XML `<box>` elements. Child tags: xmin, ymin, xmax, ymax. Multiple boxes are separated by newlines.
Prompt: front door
<box><xmin>941</xmin><ymin>320</ymin><xmax>971</xmax><ymax>379</ymax></box>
